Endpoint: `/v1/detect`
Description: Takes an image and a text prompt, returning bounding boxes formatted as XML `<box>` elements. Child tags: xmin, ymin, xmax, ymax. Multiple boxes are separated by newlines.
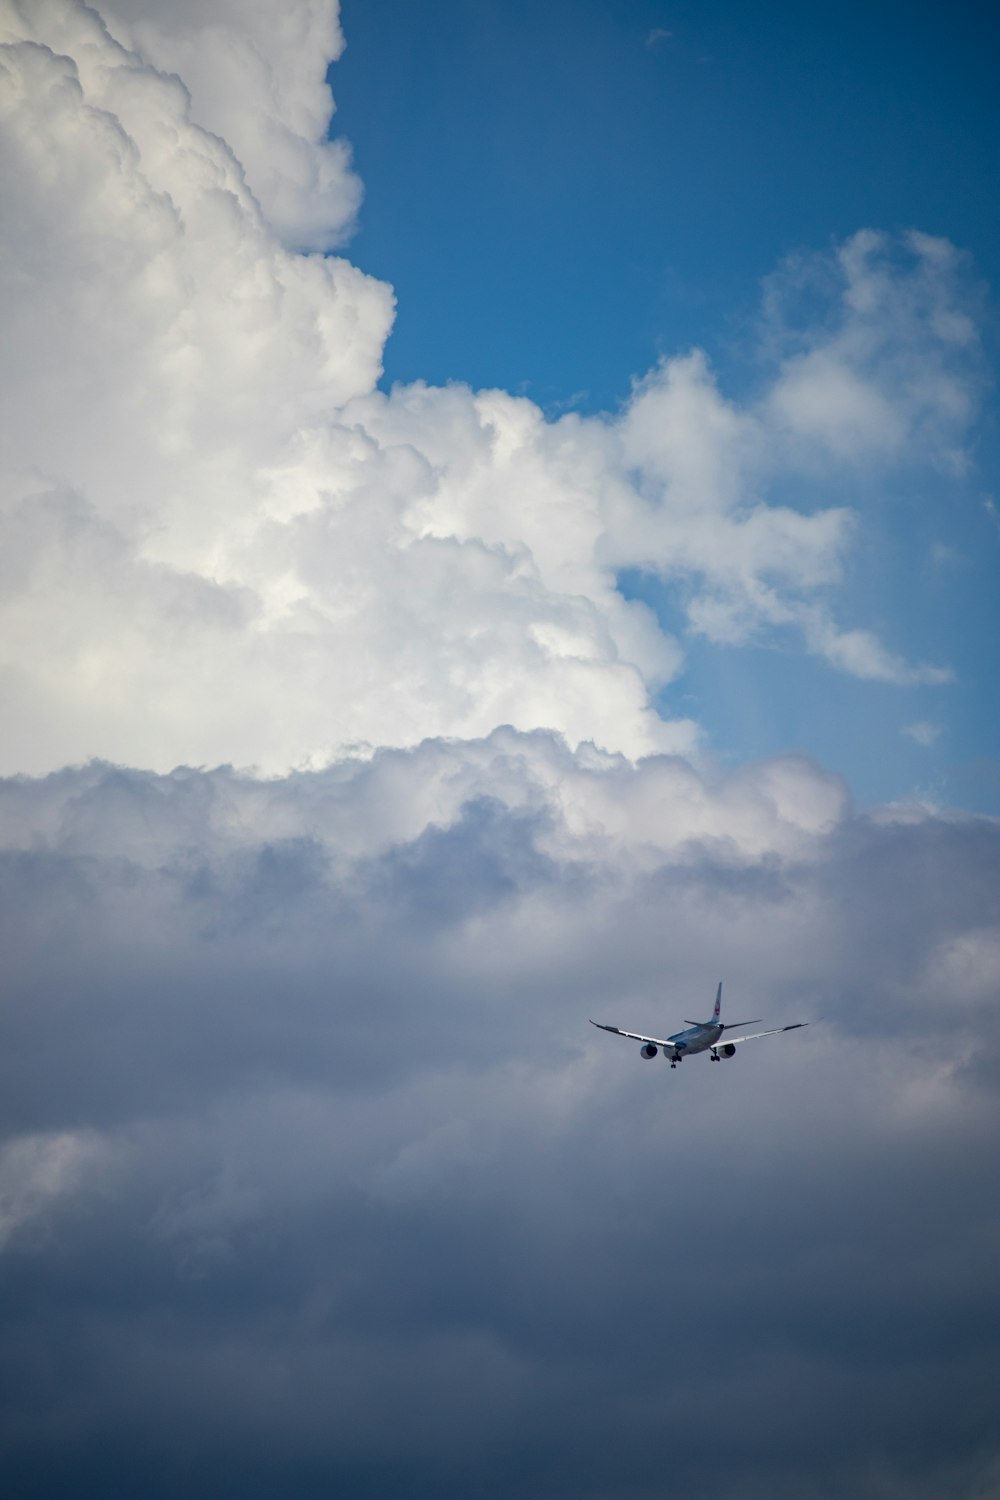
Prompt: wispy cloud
<box><xmin>763</xmin><ymin>229</ymin><xmax>984</xmax><ymax>471</ymax></box>
<box><xmin>930</xmin><ymin>540</ymin><xmax>964</xmax><ymax>569</ymax></box>
<box><xmin>903</xmin><ymin>720</ymin><xmax>945</xmax><ymax>746</ymax></box>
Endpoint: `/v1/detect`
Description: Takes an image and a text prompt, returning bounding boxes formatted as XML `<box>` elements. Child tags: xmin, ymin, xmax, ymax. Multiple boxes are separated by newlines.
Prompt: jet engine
<box><xmin>717</xmin><ymin>1043</ymin><xmax>737</xmax><ymax>1059</ymax></box>
<box><xmin>640</xmin><ymin>1042</ymin><xmax>658</xmax><ymax>1059</ymax></box>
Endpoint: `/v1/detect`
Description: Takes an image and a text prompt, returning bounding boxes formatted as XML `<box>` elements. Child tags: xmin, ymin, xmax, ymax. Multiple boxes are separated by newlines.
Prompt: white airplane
<box><xmin>590</xmin><ymin>983</ymin><xmax>807</xmax><ymax>1068</ymax></box>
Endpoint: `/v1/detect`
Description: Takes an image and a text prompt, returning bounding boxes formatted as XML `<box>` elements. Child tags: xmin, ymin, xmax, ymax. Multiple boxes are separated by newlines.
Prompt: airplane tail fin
<box><xmin>684</xmin><ymin>983</ymin><xmax>724</xmax><ymax>1029</ymax></box>
<box><xmin>697</xmin><ymin>981</ymin><xmax>760</xmax><ymax>1034</ymax></box>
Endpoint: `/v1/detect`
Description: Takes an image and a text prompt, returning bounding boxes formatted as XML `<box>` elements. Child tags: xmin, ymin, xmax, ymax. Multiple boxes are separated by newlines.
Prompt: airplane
<box><xmin>590</xmin><ymin>983</ymin><xmax>807</xmax><ymax>1068</ymax></box>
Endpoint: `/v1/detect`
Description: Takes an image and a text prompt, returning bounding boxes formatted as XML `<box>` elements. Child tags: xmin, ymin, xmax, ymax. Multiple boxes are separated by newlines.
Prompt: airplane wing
<box><xmin>589</xmin><ymin>1020</ymin><xmax>674</xmax><ymax>1049</ymax></box>
<box><xmin>719</xmin><ymin>1023</ymin><xmax>808</xmax><ymax>1045</ymax></box>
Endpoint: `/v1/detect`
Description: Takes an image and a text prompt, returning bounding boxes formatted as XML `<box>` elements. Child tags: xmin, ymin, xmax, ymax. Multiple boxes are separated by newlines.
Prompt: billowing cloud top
<box><xmin>0</xmin><ymin>0</ymin><xmax>979</xmax><ymax>775</ymax></box>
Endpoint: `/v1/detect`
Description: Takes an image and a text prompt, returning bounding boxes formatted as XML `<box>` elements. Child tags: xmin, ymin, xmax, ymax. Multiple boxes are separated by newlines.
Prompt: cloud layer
<box><xmin>0</xmin><ymin>0</ymin><xmax>980</xmax><ymax>776</ymax></box>
<box><xmin>1</xmin><ymin>741</ymin><xmax>999</xmax><ymax>1498</ymax></box>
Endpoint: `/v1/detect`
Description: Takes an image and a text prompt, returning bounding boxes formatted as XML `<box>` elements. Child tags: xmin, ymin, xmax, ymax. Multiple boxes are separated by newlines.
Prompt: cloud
<box><xmin>0</xmin><ymin>3</ymin><xmax>986</xmax><ymax>774</ymax></box>
<box><xmin>101</xmin><ymin>0</ymin><xmax>363</xmax><ymax>250</ymax></box>
<box><xmin>903</xmin><ymin>720</ymin><xmax>944</xmax><ymax>746</ymax></box>
<box><xmin>803</xmin><ymin>617</ymin><xmax>952</xmax><ymax>686</ymax></box>
<box><xmin>764</xmin><ymin>228</ymin><xmax>984</xmax><ymax>473</ymax></box>
<box><xmin>0</xmin><ymin>1128</ymin><xmax>110</xmax><ymax>1248</ymax></box>
<box><xmin>0</xmin><ymin>743</ymin><xmax>998</xmax><ymax>1497</ymax></box>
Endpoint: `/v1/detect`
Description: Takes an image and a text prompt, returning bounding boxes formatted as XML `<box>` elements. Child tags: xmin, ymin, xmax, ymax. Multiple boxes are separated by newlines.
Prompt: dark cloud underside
<box><xmin>1</xmin><ymin>748</ymin><xmax>998</xmax><ymax>1499</ymax></box>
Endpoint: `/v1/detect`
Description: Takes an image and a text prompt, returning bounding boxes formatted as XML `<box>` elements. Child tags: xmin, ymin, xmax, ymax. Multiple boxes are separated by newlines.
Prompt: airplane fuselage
<box><xmin>637</xmin><ymin>1019</ymin><xmax>737</xmax><ymax>1064</ymax></box>
<box><xmin>667</xmin><ymin>1022</ymin><xmax>723</xmax><ymax>1057</ymax></box>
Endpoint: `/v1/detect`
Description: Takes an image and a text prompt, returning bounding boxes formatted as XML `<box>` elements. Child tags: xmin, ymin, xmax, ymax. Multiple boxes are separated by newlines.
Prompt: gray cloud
<box><xmin>1</xmin><ymin>739</ymin><xmax>998</xmax><ymax>1498</ymax></box>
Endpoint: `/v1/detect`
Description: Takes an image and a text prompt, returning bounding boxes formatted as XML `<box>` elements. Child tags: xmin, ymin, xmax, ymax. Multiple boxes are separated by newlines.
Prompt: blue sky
<box><xmin>335</xmin><ymin>0</ymin><xmax>1000</xmax><ymax>808</ymax></box>
<box><xmin>336</xmin><ymin>0</ymin><xmax>999</xmax><ymax>408</ymax></box>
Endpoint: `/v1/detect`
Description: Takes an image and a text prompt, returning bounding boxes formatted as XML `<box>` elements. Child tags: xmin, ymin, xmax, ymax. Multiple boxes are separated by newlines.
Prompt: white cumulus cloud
<box><xmin>101</xmin><ymin>0</ymin><xmax>363</xmax><ymax>250</ymax></box>
<box><xmin>0</xmin><ymin>0</ymin><xmax>982</xmax><ymax>777</ymax></box>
